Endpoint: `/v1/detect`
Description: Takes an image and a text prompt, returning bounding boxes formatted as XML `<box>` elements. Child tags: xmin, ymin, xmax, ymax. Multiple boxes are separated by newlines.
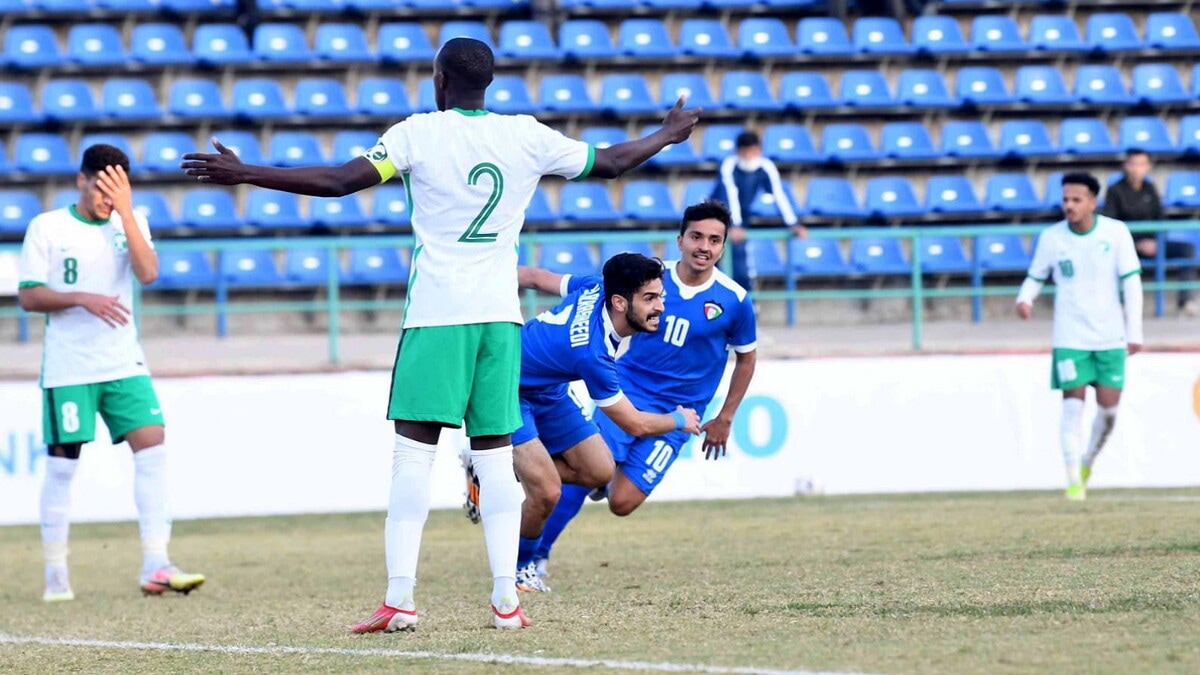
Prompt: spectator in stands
<box><xmin>709</xmin><ymin>131</ymin><xmax>805</xmax><ymax>293</ymax></box>
<box><xmin>1103</xmin><ymin>149</ymin><xmax>1196</xmax><ymax>315</ymax></box>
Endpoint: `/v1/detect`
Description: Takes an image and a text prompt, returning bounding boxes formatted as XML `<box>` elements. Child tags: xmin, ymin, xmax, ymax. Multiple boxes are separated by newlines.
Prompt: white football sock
<box><xmin>384</xmin><ymin>434</ymin><xmax>437</xmax><ymax>608</ymax></box>
<box><xmin>133</xmin><ymin>445</ymin><xmax>172</xmax><ymax>573</ymax></box>
<box><xmin>1084</xmin><ymin>405</ymin><xmax>1118</xmax><ymax>468</ymax></box>
<box><xmin>471</xmin><ymin>445</ymin><xmax>524</xmax><ymax>609</ymax></box>
<box><xmin>41</xmin><ymin>456</ymin><xmax>77</xmax><ymax>571</ymax></box>
<box><xmin>1060</xmin><ymin>398</ymin><xmax>1085</xmax><ymax>487</ymax></box>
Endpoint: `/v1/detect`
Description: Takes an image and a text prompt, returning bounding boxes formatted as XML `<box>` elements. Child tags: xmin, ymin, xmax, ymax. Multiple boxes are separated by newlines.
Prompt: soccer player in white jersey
<box><xmin>181</xmin><ymin>38</ymin><xmax>701</xmax><ymax>630</ymax></box>
<box><xmin>17</xmin><ymin>144</ymin><xmax>205</xmax><ymax>602</ymax></box>
<box><xmin>1016</xmin><ymin>172</ymin><xmax>1144</xmax><ymax>501</ymax></box>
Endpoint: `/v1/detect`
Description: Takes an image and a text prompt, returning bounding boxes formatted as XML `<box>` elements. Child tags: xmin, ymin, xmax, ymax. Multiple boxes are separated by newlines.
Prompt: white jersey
<box><xmin>366</xmin><ymin>109</ymin><xmax>593</xmax><ymax>329</ymax></box>
<box><xmin>1026</xmin><ymin>215</ymin><xmax>1141</xmax><ymax>350</ymax></box>
<box><xmin>18</xmin><ymin>206</ymin><xmax>152</xmax><ymax>389</ymax></box>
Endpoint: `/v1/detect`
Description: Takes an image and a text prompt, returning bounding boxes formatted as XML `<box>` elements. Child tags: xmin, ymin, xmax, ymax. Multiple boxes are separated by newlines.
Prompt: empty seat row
<box><xmin>0</xmin><ymin>0</ymin><xmax>234</xmax><ymax>14</ymax></box>
<box><xmin>147</xmin><ymin>247</ymin><xmax>414</xmax><ymax>290</ymax></box>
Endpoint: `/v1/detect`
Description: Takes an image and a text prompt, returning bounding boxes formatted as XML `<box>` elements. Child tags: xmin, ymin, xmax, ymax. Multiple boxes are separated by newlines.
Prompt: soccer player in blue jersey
<box><xmin>529</xmin><ymin>201</ymin><xmax>758</xmax><ymax>582</ymax></box>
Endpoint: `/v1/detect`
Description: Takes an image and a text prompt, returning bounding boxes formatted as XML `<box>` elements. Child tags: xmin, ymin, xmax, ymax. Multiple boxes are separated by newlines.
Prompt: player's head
<box><xmin>1123</xmin><ymin>149</ymin><xmax>1152</xmax><ymax>184</ymax></box>
<box><xmin>433</xmin><ymin>38</ymin><xmax>495</xmax><ymax>111</ymax></box>
<box><xmin>1061</xmin><ymin>172</ymin><xmax>1101</xmax><ymax>226</ymax></box>
<box><xmin>603</xmin><ymin>253</ymin><xmax>666</xmax><ymax>334</ymax></box>
<box><xmin>677</xmin><ymin>200</ymin><xmax>731</xmax><ymax>276</ymax></box>
<box><xmin>76</xmin><ymin>144</ymin><xmax>130</xmax><ymax>221</ymax></box>
<box><xmin>735</xmin><ymin>131</ymin><xmax>761</xmax><ymax>162</ymax></box>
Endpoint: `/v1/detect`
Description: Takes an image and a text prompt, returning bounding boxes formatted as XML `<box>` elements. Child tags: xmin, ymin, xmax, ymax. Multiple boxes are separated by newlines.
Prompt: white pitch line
<box><xmin>0</xmin><ymin>633</ymin><xmax>875</xmax><ymax>675</ymax></box>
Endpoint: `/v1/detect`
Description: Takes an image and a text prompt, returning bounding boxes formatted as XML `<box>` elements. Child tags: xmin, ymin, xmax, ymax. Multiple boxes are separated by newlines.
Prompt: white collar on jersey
<box><xmin>668</xmin><ymin>260</ymin><xmax>718</xmax><ymax>301</ymax></box>
<box><xmin>600</xmin><ymin>306</ymin><xmax>630</xmax><ymax>360</ymax></box>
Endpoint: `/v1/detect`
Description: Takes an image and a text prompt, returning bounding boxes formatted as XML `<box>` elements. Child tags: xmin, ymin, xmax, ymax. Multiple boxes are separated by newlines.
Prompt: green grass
<box><xmin>2</xmin><ymin>490</ymin><xmax>1200</xmax><ymax>674</ymax></box>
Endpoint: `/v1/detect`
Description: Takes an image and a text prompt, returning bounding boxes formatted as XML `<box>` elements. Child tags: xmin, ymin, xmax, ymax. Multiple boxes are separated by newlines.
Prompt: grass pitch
<box><xmin>2</xmin><ymin>490</ymin><xmax>1199</xmax><ymax>674</ymax></box>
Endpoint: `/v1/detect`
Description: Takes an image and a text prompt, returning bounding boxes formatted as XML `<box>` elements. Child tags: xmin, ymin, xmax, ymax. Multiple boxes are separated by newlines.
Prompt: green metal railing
<box><xmin>2</xmin><ymin>220</ymin><xmax>1198</xmax><ymax>361</ymax></box>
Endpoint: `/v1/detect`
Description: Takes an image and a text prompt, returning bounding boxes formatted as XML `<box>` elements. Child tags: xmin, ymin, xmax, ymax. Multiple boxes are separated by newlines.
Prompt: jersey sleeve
<box><xmin>363</xmin><ymin>120</ymin><xmax>413</xmax><ymax>183</ymax></box>
<box><xmin>17</xmin><ymin>217</ymin><xmax>50</xmax><ymax>288</ymax></box>
<box><xmin>728</xmin><ymin>296</ymin><xmax>758</xmax><ymax>353</ymax></box>
<box><xmin>1115</xmin><ymin>225</ymin><xmax>1141</xmax><ymax>279</ymax></box>
<box><xmin>565</xmin><ymin>275</ymin><xmax>602</xmax><ymax>296</ymax></box>
<box><xmin>527</xmin><ymin>119</ymin><xmax>594</xmax><ymax>181</ymax></box>
<box><xmin>1026</xmin><ymin>230</ymin><xmax>1055</xmax><ymax>282</ymax></box>
<box><xmin>580</xmin><ymin>353</ymin><xmax>624</xmax><ymax>407</ymax></box>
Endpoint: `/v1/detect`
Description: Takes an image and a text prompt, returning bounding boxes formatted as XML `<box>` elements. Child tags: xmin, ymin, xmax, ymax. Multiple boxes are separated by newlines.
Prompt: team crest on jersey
<box><xmin>112</xmin><ymin>232</ymin><xmax>128</xmax><ymax>252</ymax></box>
<box><xmin>703</xmin><ymin>301</ymin><xmax>723</xmax><ymax>320</ymax></box>
<box><xmin>365</xmin><ymin>143</ymin><xmax>388</xmax><ymax>163</ymax></box>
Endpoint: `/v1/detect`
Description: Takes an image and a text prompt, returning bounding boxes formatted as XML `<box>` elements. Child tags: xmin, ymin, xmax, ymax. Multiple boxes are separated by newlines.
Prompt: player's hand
<box><xmin>96</xmin><ymin>164</ymin><xmax>133</xmax><ymax>215</ymax></box>
<box><xmin>729</xmin><ymin>227</ymin><xmax>747</xmax><ymax>244</ymax></box>
<box><xmin>78</xmin><ymin>293</ymin><xmax>131</xmax><ymax>328</ymax></box>
<box><xmin>180</xmin><ymin>137</ymin><xmax>247</xmax><ymax>185</ymax></box>
<box><xmin>676</xmin><ymin>405</ymin><xmax>701</xmax><ymax>435</ymax></box>
<box><xmin>661</xmin><ymin>96</ymin><xmax>701</xmax><ymax>144</ymax></box>
<box><xmin>1016</xmin><ymin>302</ymin><xmax>1032</xmax><ymax>320</ymax></box>
<box><xmin>791</xmin><ymin>225</ymin><xmax>809</xmax><ymax>239</ymax></box>
<box><xmin>699</xmin><ymin>415</ymin><xmax>733</xmax><ymax>460</ymax></box>
<box><xmin>1128</xmin><ymin>343</ymin><xmax>1144</xmax><ymax>356</ymax></box>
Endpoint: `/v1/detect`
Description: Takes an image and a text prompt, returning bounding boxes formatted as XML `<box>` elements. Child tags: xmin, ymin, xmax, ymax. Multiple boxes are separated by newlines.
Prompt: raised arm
<box><xmin>589</xmin><ymin>97</ymin><xmax>701</xmax><ymax>180</ymax></box>
<box><xmin>96</xmin><ymin>165</ymin><xmax>157</xmax><ymax>285</ymax></box>
<box><xmin>181</xmin><ymin>138</ymin><xmax>381</xmax><ymax>198</ymax></box>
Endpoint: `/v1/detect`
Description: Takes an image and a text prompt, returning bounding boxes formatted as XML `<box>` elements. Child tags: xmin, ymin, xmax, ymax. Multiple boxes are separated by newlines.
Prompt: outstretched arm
<box><xmin>601</xmin><ymin>398</ymin><xmax>701</xmax><ymax>437</ymax></box>
<box><xmin>181</xmin><ymin>138</ymin><xmax>382</xmax><ymax>198</ymax></box>
<box><xmin>517</xmin><ymin>266</ymin><xmax>566</xmax><ymax>295</ymax></box>
<box><xmin>589</xmin><ymin>97</ymin><xmax>701</xmax><ymax>179</ymax></box>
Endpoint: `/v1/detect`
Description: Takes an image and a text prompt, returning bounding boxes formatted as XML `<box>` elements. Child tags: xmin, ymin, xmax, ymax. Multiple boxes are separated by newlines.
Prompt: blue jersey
<box><xmin>617</xmin><ymin>263</ymin><xmax>756</xmax><ymax>414</ymax></box>
<box><xmin>519</xmin><ymin>275</ymin><xmax>626</xmax><ymax>407</ymax></box>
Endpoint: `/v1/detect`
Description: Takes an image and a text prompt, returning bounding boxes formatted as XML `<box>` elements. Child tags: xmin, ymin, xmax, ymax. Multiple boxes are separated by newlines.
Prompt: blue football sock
<box><xmin>536</xmin><ymin>483</ymin><xmax>591</xmax><ymax>560</ymax></box>
<box><xmin>517</xmin><ymin>534</ymin><xmax>543</xmax><ymax>568</ymax></box>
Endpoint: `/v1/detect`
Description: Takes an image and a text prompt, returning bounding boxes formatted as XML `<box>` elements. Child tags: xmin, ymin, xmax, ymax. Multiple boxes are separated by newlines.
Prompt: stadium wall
<box><xmin>2</xmin><ymin>354</ymin><xmax>1199</xmax><ymax>526</ymax></box>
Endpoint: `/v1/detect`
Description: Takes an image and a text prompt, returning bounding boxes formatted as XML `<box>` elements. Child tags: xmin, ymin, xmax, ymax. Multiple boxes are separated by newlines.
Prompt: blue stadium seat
<box><xmin>683</xmin><ymin>179</ymin><xmax>714</xmax><ymax>210</ymax></box>
<box><xmin>439</xmin><ymin>22</ymin><xmax>494</xmax><ymax>49</ymax></box>
<box><xmin>599</xmin><ymin>74</ymin><xmax>657</xmax><ymax>115</ymax></box>
<box><xmin>331</xmin><ymin>131</ymin><xmax>377</xmax><ymax>164</ymax></box>
<box><xmin>51</xmin><ymin>188</ymin><xmax>77</xmax><ymax>211</ymax></box>
<box><xmin>749</xmin><ymin>180</ymin><xmax>800</xmax><ymax>220</ymax></box>
<box><xmin>42</xmin><ymin>80</ymin><xmax>99</xmax><ymax>122</ymax></box>
<box><xmin>194</xmin><ymin>25</ymin><xmax>252</xmax><ymax>65</ymax></box>
<box><xmin>254</xmin><ymin>24</ymin><xmax>311</xmax><ymax>62</ymax></box>
<box><xmin>16</xmin><ymin>135</ymin><xmax>72</xmax><ymax>174</ymax></box>
<box><xmin>1131</xmin><ymin>64</ymin><xmax>1190</xmax><ymax>105</ymax></box>
<box><xmin>780</xmin><ymin>72</ymin><xmax>836</xmax><ymax>109</ymax></box>
<box><xmin>356</xmin><ymin>78</ymin><xmax>410</xmax><ymax>117</ymax></box>
<box><xmin>797</xmin><ymin>18</ymin><xmax>853</xmax><ymax>55</ymax></box>
<box><xmin>372</xmin><ymin>185</ymin><xmax>410</xmax><ymax>226</ymax></box>
<box><xmin>854</xmin><ymin>17</ymin><xmax>912</xmax><ymax>55</ymax></box>
<box><xmin>182</xmin><ymin>189</ymin><xmax>242</xmax><ymax>230</ymax></box>
<box><xmin>912</xmin><ymin>16</ymin><xmax>968</xmax><ymax>55</ymax></box>
<box><xmin>525</xmin><ymin>188</ymin><xmax>556</xmax><ymax>224</ymax></box>
<box><xmin>103</xmin><ymin>79</ymin><xmax>160</xmax><ymax>119</ymax></box>
<box><xmin>169</xmin><ymin>79</ymin><xmax>228</xmax><ymax>118</ymax></box>
<box><xmin>222</xmin><ymin>250</ymin><xmax>286</xmax><ymax>287</ymax></box>
<box><xmin>295</xmin><ymin>79</ymin><xmax>350</xmax><ymax>117</ymax></box>
<box><xmin>4</xmin><ymin>26</ymin><xmax>62</xmax><ymax>69</ymax></box>
<box><xmin>659</xmin><ymin>73</ymin><xmax>715</xmax><ymax>110</ymax></box>
<box><xmin>622</xmin><ymin>181</ymin><xmax>679</xmax><ymax>221</ymax></box>
<box><xmin>1000</xmin><ymin>120</ymin><xmax>1058</xmax><ymax>158</ymax></box>
<box><xmin>79</xmin><ymin>133</ymin><xmax>133</xmax><ymax>162</ymax></box>
<box><xmin>880</xmin><ymin>122</ymin><xmax>938</xmax><ymax>160</ymax></box>
<box><xmin>282</xmin><ymin>248</ymin><xmax>334</xmax><ymax>286</ymax></box>
<box><xmin>1075</xmin><ymin>65</ymin><xmax>1133</xmax><ymax>105</ymax></box>
<box><xmin>67</xmin><ymin>24</ymin><xmax>125</xmax><ymax>67</ymax></box>
<box><xmin>866</xmin><ymin>177</ymin><xmax>923</xmax><ymax>218</ymax></box>
<box><xmin>150</xmin><ymin>251</ymin><xmax>216</xmax><ymax>290</ymax></box>
<box><xmin>975</xmin><ymin>234</ymin><xmax>1031</xmax><ymax>271</ymax></box>
<box><xmin>701</xmin><ymin>125</ymin><xmax>743</xmax><ymax>162</ymax></box>
<box><xmin>344</xmin><ymin>247</ymin><xmax>409</xmax><ymax>286</ymax></box>
<box><xmin>31</xmin><ymin>0</ymin><xmax>91</xmax><ymax>11</ymax></box>
<box><xmin>161</xmin><ymin>0</ymin><xmax>236</xmax><ymax>11</ymax></box>
<box><xmin>132</xmin><ymin>191</ymin><xmax>178</xmax><ymax>230</ymax></box>
<box><xmin>851</xmin><ymin>238</ymin><xmax>910</xmax><ymax>274</ymax></box>
<box><xmin>839</xmin><ymin>71</ymin><xmax>894</xmax><ymax>107</ymax></box>
<box><xmin>0</xmin><ymin>83</ymin><xmax>39</xmax><ymax>124</ymax></box>
<box><xmin>643</xmin><ymin>126</ymin><xmax>699</xmax><ymax>167</ymax></box>
<box><xmin>738</xmin><ymin>18</ymin><xmax>794</xmax><ymax>57</ymax></box>
<box><xmin>1043</xmin><ymin>171</ymin><xmax>1064</xmax><ymax>210</ymax></box>
<box><xmin>600</xmin><ymin>240</ymin><xmax>654</xmax><ymax>263</ymax></box>
<box><xmin>0</xmin><ymin>191</ymin><xmax>42</xmax><ymax>234</ymax></box>
<box><xmin>246</xmin><ymin>191</ymin><xmax>305</xmax><ymax>230</ymax></box>
<box><xmin>315</xmin><ymin>24</ymin><xmax>373</xmax><ymax>62</ymax></box>
<box><xmin>1146</xmin><ymin>13</ymin><xmax>1200</xmax><ymax>50</ymax></box>
<box><xmin>560</xmin><ymin>183</ymin><xmax>620</xmax><ymax>222</ymax></box>
<box><xmin>580</xmin><ymin>126</ymin><xmax>627</xmax><ymax>149</ymax></box>
<box><xmin>1086</xmin><ymin>13</ymin><xmax>1143</xmax><ymax>53</ymax></box>
<box><xmin>680</xmin><ymin>19</ymin><xmax>738</xmax><ymax>58</ymax></box>
<box><xmin>1165</xmin><ymin>172</ymin><xmax>1200</xmax><ymax>207</ymax></box>
<box><xmin>941</xmin><ymin>121</ymin><xmax>999</xmax><ymax>159</ymax></box>
<box><xmin>311</xmin><ymin>196</ymin><xmax>367</xmax><ymax>227</ymax></box>
<box><xmin>1180</xmin><ymin>116</ymin><xmax>1200</xmax><ymax>155</ymax></box>
<box><xmin>96</xmin><ymin>0</ymin><xmax>158</xmax><ymax>10</ymax></box>
<box><xmin>971</xmin><ymin>16</ymin><xmax>1027</xmax><ymax>52</ymax></box>
<box><xmin>986</xmin><ymin>174</ymin><xmax>1043</xmax><ymax>212</ymax></box>
<box><xmin>789</xmin><ymin>239</ymin><xmax>852</xmax><ymax>277</ymax></box>
<box><xmin>821</xmin><ymin>123</ymin><xmax>878</xmax><ymax>162</ymax></box>
<box><xmin>956</xmin><ymin>67</ymin><xmax>1013</xmax><ymax>105</ymax></box>
<box><xmin>926</xmin><ymin>176</ymin><xmax>983</xmax><ymax>214</ymax></box>
<box><xmin>763</xmin><ymin>124</ymin><xmax>820</xmax><ymax>163</ymax></box>
<box><xmin>233</xmin><ymin>79</ymin><xmax>290</xmax><ymax>119</ymax></box>
<box><xmin>1015</xmin><ymin>65</ymin><xmax>1075</xmax><ymax>105</ymax></box>
<box><xmin>618</xmin><ymin>19</ymin><xmax>675</xmax><ymax>58</ymax></box>
<box><xmin>919</xmin><ymin>236</ymin><xmax>971</xmax><ymax>274</ymax></box>
<box><xmin>131</xmin><ymin>24</ymin><xmax>191</xmax><ymax>66</ymax></box>
<box><xmin>378</xmin><ymin>23</ymin><xmax>436</xmax><ymax>63</ymax></box>
<box><xmin>750</xmin><ymin>241</ymin><xmax>787</xmax><ymax>280</ymax></box>
<box><xmin>559</xmin><ymin>20</ymin><xmax>618</xmax><ymax>60</ymax></box>
<box><xmin>486</xmin><ymin>75</ymin><xmax>535</xmax><ymax>114</ymax></box>
<box><xmin>142</xmin><ymin>132</ymin><xmax>196</xmax><ymax>172</ymax></box>
<box><xmin>538</xmin><ymin>243</ymin><xmax>598</xmax><ymax>277</ymax></box>
<box><xmin>0</xmin><ymin>140</ymin><xmax>13</xmax><ymax>174</ymax></box>
<box><xmin>212</xmin><ymin>130</ymin><xmax>263</xmax><ymax>165</ymax></box>
<box><xmin>806</xmin><ymin>177</ymin><xmax>865</xmax><ymax>218</ymax></box>
<box><xmin>897</xmin><ymin>69</ymin><xmax>958</xmax><ymax>108</ymax></box>
<box><xmin>720</xmin><ymin>71</ymin><xmax>781</xmax><ymax>111</ymax></box>
<box><xmin>1060</xmin><ymin>118</ymin><xmax>1117</xmax><ymax>155</ymax></box>
<box><xmin>1028</xmin><ymin>15</ymin><xmax>1086</xmax><ymax>53</ymax></box>
<box><xmin>499</xmin><ymin>21</ymin><xmax>559</xmax><ymax>60</ymax></box>
<box><xmin>415</xmin><ymin>79</ymin><xmax>436</xmax><ymax>113</ymax></box>
<box><xmin>269</xmin><ymin>132</ymin><xmax>324</xmax><ymax>167</ymax></box>
<box><xmin>1194</xmin><ymin>64</ymin><xmax>1200</xmax><ymax>99</ymax></box>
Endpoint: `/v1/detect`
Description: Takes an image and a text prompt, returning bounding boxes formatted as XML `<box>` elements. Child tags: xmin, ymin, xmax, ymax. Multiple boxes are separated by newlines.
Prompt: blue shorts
<box><xmin>512</xmin><ymin>386</ymin><xmax>599</xmax><ymax>455</ymax></box>
<box><xmin>596</xmin><ymin>411</ymin><xmax>691</xmax><ymax>496</ymax></box>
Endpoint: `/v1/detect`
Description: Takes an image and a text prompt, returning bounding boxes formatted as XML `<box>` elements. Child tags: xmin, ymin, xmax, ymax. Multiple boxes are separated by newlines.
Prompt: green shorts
<box><xmin>387</xmin><ymin>322</ymin><xmax>522</xmax><ymax>437</ymax></box>
<box><xmin>1051</xmin><ymin>348</ymin><xmax>1127</xmax><ymax>390</ymax></box>
<box><xmin>43</xmin><ymin>375</ymin><xmax>164</xmax><ymax>445</ymax></box>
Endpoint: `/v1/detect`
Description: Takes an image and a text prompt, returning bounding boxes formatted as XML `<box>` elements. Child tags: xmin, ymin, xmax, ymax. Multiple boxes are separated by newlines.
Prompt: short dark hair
<box><xmin>1125</xmin><ymin>148</ymin><xmax>1151</xmax><ymax>161</ymax></box>
<box><xmin>679</xmin><ymin>200</ymin><xmax>732</xmax><ymax>239</ymax></box>
<box><xmin>1061</xmin><ymin>172</ymin><xmax>1101</xmax><ymax>197</ymax></box>
<box><xmin>435</xmin><ymin>38</ymin><xmax>494</xmax><ymax>91</ymax></box>
<box><xmin>735</xmin><ymin>131</ymin><xmax>760</xmax><ymax>149</ymax></box>
<box><xmin>602</xmin><ymin>253</ymin><xmax>664</xmax><ymax>310</ymax></box>
<box><xmin>80</xmin><ymin>144</ymin><xmax>130</xmax><ymax>177</ymax></box>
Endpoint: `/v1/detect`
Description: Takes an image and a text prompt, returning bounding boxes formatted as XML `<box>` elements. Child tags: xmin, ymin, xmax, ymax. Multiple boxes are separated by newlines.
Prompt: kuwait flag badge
<box><xmin>703</xmin><ymin>301</ymin><xmax>723</xmax><ymax>320</ymax></box>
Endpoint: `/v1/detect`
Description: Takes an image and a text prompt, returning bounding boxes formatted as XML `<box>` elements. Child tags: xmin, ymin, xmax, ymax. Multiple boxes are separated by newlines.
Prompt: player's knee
<box><xmin>581</xmin><ymin>457</ymin><xmax>615</xmax><ymax>489</ymax></box>
<box><xmin>527</xmin><ymin>480</ymin><xmax>561</xmax><ymax>518</ymax></box>
<box><xmin>48</xmin><ymin>443</ymin><xmax>82</xmax><ymax>460</ymax></box>
<box><xmin>608</xmin><ymin>496</ymin><xmax>641</xmax><ymax>517</ymax></box>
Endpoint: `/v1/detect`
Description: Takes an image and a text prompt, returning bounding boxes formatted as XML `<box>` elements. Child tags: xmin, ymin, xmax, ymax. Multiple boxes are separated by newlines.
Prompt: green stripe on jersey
<box><xmin>18</xmin><ymin>281</ymin><xmax>46</xmax><ymax>288</ymax></box>
<box><xmin>571</xmin><ymin>145</ymin><xmax>596</xmax><ymax>182</ymax></box>
<box><xmin>1120</xmin><ymin>269</ymin><xmax>1142</xmax><ymax>280</ymax></box>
